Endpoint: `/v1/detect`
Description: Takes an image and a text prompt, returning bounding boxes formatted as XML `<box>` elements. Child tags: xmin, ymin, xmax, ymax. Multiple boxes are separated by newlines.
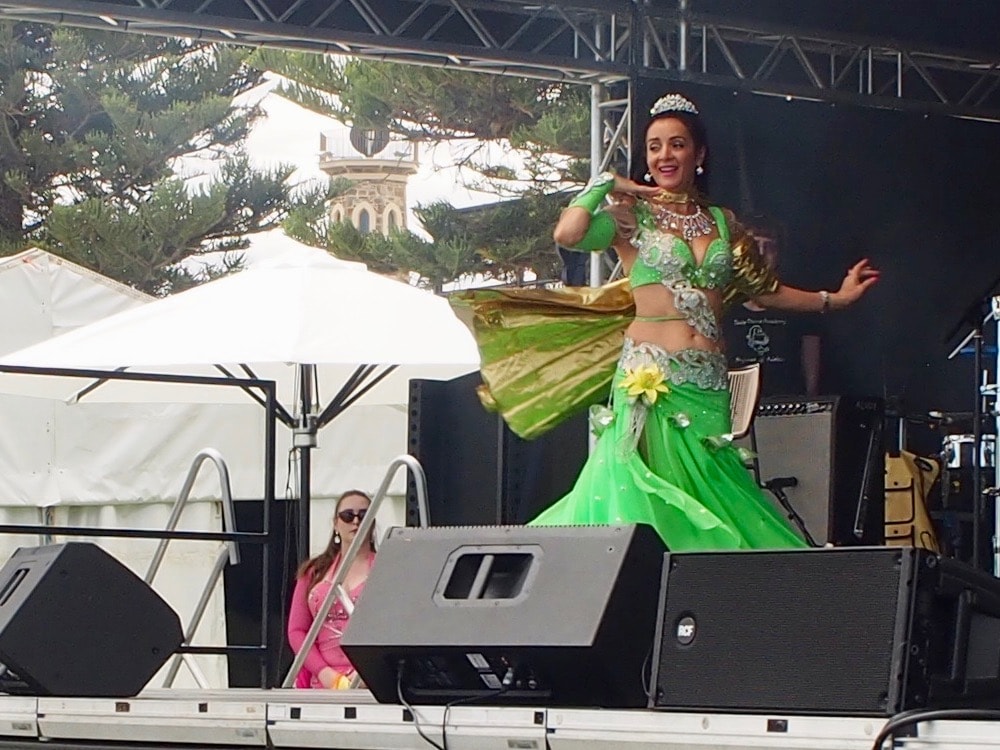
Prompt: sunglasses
<box><xmin>337</xmin><ymin>508</ymin><xmax>368</xmax><ymax>523</ymax></box>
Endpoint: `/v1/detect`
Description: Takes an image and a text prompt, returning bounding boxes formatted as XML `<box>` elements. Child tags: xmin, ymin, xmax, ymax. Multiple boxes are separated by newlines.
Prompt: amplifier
<box><xmin>738</xmin><ymin>396</ymin><xmax>885</xmax><ymax>545</ymax></box>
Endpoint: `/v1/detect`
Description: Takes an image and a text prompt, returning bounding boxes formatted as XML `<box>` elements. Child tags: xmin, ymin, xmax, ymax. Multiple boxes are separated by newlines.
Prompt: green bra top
<box><xmin>626</xmin><ymin>203</ymin><xmax>733</xmax><ymax>341</ymax></box>
<box><xmin>628</xmin><ymin>205</ymin><xmax>733</xmax><ymax>290</ymax></box>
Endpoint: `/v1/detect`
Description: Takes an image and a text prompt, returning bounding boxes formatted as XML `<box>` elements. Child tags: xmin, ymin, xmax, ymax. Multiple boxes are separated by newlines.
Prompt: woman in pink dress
<box><xmin>287</xmin><ymin>490</ymin><xmax>376</xmax><ymax>688</ymax></box>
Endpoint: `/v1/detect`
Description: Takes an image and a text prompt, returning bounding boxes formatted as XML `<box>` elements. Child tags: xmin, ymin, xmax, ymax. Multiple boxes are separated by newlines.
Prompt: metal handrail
<box><xmin>143</xmin><ymin>448</ymin><xmax>241</xmax><ymax>688</ymax></box>
<box><xmin>281</xmin><ymin>453</ymin><xmax>431</xmax><ymax>688</ymax></box>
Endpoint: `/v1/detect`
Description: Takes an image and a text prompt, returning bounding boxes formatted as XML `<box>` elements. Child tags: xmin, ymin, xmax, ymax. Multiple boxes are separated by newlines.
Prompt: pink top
<box><xmin>287</xmin><ymin>550</ymin><xmax>374</xmax><ymax>688</ymax></box>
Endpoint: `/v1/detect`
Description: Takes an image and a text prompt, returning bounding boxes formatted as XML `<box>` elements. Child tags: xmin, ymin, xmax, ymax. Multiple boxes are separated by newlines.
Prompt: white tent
<box><xmin>0</xmin><ymin>249</ymin><xmax>270</xmax><ymax>507</ymax></box>
<box><xmin>0</xmin><ymin>247</ymin><xmax>429</xmax><ymax>688</ymax></box>
<box><xmin>0</xmin><ymin>239</ymin><xmax>480</xmax><ymax>554</ymax></box>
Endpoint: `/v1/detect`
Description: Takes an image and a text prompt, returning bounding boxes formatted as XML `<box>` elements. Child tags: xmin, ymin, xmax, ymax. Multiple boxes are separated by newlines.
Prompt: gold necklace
<box><xmin>651</xmin><ymin>190</ymin><xmax>694</xmax><ymax>204</ymax></box>
<box><xmin>652</xmin><ymin>203</ymin><xmax>715</xmax><ymax>242</ymax></box>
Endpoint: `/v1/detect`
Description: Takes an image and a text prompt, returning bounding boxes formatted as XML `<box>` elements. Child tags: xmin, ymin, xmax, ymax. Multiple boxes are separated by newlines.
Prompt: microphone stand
<box><xmin>763</xmin><ymin>477</ymin><xmax>817</xmax><ymax>547</ymax></box>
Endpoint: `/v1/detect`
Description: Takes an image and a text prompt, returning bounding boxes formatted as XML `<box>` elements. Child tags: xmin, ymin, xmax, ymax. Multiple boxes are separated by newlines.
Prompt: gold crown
<box><xmin>650</xmin><ymin>93</ymin><xmax>699</xmax><ymax>117</ymax></box>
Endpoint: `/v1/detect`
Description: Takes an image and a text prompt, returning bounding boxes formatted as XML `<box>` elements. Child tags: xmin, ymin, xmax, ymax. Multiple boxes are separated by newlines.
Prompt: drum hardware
<box><xmin>944</xmin><ymin>286</ymin><xmax>1000</xmax><ymax>576</ymax></box>
<box><xmin>941</xmin><ymin>433</ymin><xmax>996</xmax><ymax>469</ymax></box>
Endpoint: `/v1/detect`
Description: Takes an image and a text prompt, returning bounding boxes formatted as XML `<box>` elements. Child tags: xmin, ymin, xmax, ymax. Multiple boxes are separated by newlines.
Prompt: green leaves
<box><xmin>256</xmin><ymin>54</ymin><xmax>591</xmax><ymax>289</ymax></box>
<box><xmin>0</xmin><ymin>22</ymin><xmax>329</xmax><ymax>293</ymax></box>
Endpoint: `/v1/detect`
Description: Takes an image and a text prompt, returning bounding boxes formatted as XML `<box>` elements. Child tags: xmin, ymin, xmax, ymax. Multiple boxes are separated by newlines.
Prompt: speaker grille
<box><xmin>652</xmin><ymin>548</ymin><xmax>913</xmax><ymax>714</ymax></box>
<box><xmin>0</xmin><ymin>543</ymin><xmax>183</xmax><ymax>697</ymax></box>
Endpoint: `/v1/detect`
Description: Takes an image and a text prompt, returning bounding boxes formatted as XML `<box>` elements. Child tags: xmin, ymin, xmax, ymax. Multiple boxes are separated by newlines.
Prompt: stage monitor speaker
<box><xmin>0</xmin><ymin>543</ymin><xmax>184</xmax><ymax>697</ymax></box>
<box><xmin>407</xmin><ymin>372</ymin><xmax>589</xmax><ymax>526</ymax></box>
<box><xmin>739</xmin><ymin>396</ymin><xmax>885</xmax><ymax>546</ymax></box>
<box><xmin>651</xmin><ymin>546</ymin><xmax>1000</xmax><ymax>715</ymax></box>
<box><xmin>342</xmin><ymin>524</ymin><xmax>665</xmax><ymax>708</ymax></box>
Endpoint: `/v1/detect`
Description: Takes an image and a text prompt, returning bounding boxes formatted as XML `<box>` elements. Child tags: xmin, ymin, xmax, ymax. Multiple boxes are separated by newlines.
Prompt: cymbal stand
<box><xmin>947</xmin><ymin>300</ymin><xmax>997</xmax><ymax>575</ymax></box>
<box><xmin>988</xmin><ymin>296</ymin><xmax>1000</xmax><ymax>576</ymax></box>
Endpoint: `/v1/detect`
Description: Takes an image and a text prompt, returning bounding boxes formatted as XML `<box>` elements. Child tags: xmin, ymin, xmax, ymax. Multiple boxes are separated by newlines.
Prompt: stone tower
<box><xmin>319</xmin><ymin>126</ymin><xmax>419</xmax><ymax>235</ymax></box>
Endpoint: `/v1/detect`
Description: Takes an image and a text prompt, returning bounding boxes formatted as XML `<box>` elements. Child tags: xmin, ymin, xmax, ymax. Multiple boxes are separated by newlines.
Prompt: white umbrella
<box><xmin>0</xmin><ymin>241</ymin><xmax>480</xmax><ymax>551</ymax></box>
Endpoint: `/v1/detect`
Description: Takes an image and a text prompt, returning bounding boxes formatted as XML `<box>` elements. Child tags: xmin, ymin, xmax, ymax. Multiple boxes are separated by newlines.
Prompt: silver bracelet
<box><xmin>819</xmin><ymin>290</ymin><xmax>831</xmax><ymax>314</ymax></box>
<box><xmin>580</xmin><ymin>170</ymin><xmax>616</xmax><ymax>193</ymax></box>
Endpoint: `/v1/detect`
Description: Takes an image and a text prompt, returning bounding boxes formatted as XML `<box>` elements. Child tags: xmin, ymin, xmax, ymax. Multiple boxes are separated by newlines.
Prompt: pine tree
<box><xmin>0</xmin><ymin>22</ymin><xmax>332</xmax><ymax>294</ymax></box>
<box><xmin>251</xmin><ymin>52</ymin><xmax>591</xmax><ymax>288</ymax></box>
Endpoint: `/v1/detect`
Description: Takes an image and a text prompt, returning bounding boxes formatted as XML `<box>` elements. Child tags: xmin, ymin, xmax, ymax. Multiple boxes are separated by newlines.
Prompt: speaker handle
<box><xmin>946</xmin><ymin>589</ymin><xmax>973</xmax><ymax>687</ymax></box>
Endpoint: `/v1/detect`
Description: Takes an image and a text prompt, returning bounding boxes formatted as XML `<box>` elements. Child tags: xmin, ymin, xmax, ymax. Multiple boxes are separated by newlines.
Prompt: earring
<box><xmin>696</xmin><ymin>165</ymin><xmax>705</xmax><ymax>176</ymax></box>
<box><xmin>334</xmin><ymin>532</ymin><xmax>341</xmax><ymax>544</ymax></box>
<box><xmin>644</xmin><ymin>172</ymin><xmax>652</xmax><ymax>182</ymax></box>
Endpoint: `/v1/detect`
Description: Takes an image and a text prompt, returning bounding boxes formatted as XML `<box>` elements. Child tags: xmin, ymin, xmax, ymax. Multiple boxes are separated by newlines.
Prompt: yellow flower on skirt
<box><xmin>619</xmin><ymin>363</ymin><xmax>670</xmax><ymax>406</ymax></box>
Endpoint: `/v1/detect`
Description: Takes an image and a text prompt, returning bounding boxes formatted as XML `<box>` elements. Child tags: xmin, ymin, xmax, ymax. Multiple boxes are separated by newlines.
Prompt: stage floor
<box><xmin>0</xmin><ymin>689</ymin><xmax>995</xmax><ymax>749</ymax></box>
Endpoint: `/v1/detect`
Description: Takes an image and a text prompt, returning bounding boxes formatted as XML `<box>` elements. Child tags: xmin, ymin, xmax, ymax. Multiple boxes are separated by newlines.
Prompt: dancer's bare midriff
<box><xmin>623</xmin><ymin>259</ymin><xmax>725</xmax><ymax>355</ymax></box>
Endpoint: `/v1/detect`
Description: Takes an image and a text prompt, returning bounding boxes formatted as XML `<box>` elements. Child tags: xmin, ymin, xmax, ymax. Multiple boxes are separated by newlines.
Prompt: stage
<box><xmin>0</xmin><ymin>688</ymin><xmax>993</xmax><ymax>750</ymax></box>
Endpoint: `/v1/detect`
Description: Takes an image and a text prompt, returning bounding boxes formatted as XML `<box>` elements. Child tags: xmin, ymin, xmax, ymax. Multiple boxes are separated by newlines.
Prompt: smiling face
<box><xmin>645</xmin><ymin>116</ymin><xmax>706</xmax><ymax>193</ymax></box>
<box><xmin>334</xmin><ymin>491</ymin><xmax>372</xmax><ymax>550</ymax></box>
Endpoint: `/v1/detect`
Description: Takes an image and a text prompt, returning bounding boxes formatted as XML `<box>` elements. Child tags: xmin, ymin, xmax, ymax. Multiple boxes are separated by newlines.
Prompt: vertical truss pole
<box><xmin>994</xmin><ymin>298</ymin><xmax>1000</xmax><ymax>576</ymax></box>
<box><xmin>588</xmin><ymin>14</ymin><xmax>606</xmax><ymax>288</ymax></box>
<box><xmin>588</xmin><ymin>81</ymin><xmax>604</xmax><ymax>287</ymax></box>
<box><xmin>678</xmin><ymin>0</ymin><xmax>688</xmax><ymax>72</ymax></box>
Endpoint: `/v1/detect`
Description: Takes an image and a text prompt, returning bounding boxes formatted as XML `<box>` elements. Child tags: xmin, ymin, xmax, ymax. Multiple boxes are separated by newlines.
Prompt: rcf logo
<box><xmin>675</xmin><ymin>616</ymin><xmax>696</xmax><ymax>645</ymax></box>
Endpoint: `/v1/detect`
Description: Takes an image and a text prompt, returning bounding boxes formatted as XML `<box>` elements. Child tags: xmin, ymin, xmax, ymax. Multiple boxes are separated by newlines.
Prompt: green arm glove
<box><xmin>564</xmin><ymin>171</ymin><xmax>617</xmax><ymax>252</ymax></box>
<box><xmin>571</xmin><ymin>211</ymin><xmax>617</xmax><ymax>251</ymax></box>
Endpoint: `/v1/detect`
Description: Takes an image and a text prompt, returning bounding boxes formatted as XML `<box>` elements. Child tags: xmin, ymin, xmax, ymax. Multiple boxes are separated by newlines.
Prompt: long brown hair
<box><xmin>296</xmin><ymin>489</ymin><xmax>374</xmax><ymax>587</ymax></box>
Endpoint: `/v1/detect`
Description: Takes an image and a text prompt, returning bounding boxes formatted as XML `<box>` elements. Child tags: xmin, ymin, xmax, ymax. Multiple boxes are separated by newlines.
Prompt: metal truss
<box><xmin>0</xmin><ymin>0</ymin><xmax>636</xmax><ymax>82</ymax></box>
<box><xmin>641</xmin><ymin>7</ymin><xmax>1000</xmax><ymax>123</ymax></box>
<box><xmin>1</xmin><ymin>0</ymin><xmax>998</xmax><ymax>122</ymax></box>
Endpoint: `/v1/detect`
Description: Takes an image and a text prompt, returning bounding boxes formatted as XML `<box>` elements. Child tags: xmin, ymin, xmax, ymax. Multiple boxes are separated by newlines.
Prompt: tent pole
<box><xmin>295</xmin><ymin>363</ymin><xmax>317</xmax><ymax>562</ymax></box>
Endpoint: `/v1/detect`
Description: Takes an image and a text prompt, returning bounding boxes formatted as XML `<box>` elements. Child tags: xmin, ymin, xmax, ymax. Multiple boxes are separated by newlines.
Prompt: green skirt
<box><xmin>531</xmin><ymin>340</ymin><xmax>808</xmax><ymax>551</ymax></box>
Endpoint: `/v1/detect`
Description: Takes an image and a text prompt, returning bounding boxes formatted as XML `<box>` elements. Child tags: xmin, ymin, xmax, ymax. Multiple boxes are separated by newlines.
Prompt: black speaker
<box><xmin>650</xmin><ymin>546</ymin><xmax>1000</xmax><ymax>715</ymax></box>
<box><xmin>0</xmin><ymin>543</ymin><xmax>184</xmax><ymax>697</ymax></box>
<box><xmin>739</xmin><ymin>396</ymin><xmax>885</xmax><ymax>545</ymax></box>
<box><xmin>407</xmin><ymin>372</ymin><xmax>589</xmax><ymax>526</ymax></box>
<box><xmin>342</xmin><ymin>524</ymin><xmax>666</xmax><ymax>707</ymax></box>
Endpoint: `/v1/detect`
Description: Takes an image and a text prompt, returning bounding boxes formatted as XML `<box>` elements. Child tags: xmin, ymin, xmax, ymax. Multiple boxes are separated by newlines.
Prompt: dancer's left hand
<box><xmin>833</xmin><ymin>259</ymin><xmax>880</xmax><ymax>308</ymax></box>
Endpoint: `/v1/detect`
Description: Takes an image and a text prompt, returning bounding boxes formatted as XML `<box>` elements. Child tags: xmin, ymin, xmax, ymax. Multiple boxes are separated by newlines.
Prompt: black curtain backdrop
<box><xmin>634</xmin><ymin>79</ymin><xmax>1000</xmax><ymax>451</ymax></box>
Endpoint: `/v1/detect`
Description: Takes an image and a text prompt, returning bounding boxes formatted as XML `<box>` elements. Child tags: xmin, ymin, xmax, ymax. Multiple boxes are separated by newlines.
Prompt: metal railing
<box><xmin>143</xmin><ymin>448</ymin><xmax>241</xmax><ymax>688</ymax></box>
<box><xmin>281</xmin><ymin>453</ymin><xmax>431</xmax><ymax>688</ymax></box>
<box><xmin>0</xmin><ymin>365</ymin><xmax>280</xmax><ymax>686</ymax></box>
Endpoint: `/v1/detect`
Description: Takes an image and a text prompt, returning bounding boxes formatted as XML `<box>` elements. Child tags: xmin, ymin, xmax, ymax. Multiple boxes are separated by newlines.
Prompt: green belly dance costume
<box><xmin>451</xmin><ymin>199</ymin><xmax>807</xmax><ymax>552</ymax></box>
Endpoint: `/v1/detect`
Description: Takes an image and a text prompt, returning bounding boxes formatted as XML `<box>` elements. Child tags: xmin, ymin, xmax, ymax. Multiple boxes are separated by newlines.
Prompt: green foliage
<box><xmin>0</xmin><ymin>22</ymin><xmax>330</xmax><ymax>293</ymax></box>
<box><xmin>420</xmin><ymin>191</ymin><xmax>567</xmax><ymax>284</ymax></box>
<box><xmin>256</xmin><ymin>53</ymin><xmax>591</xmax><ymax>287</ymax></box>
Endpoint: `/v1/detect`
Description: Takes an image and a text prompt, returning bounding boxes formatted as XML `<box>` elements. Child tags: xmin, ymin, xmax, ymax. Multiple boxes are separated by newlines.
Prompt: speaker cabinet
<box><xmin>650</xmin><ymin>546</ymin><xmax>1000</xmax><ymax>715</ymax></box>
<box><xmin>0</xmin><ymin>543</ymin><xmax>184</xmax><ymax>697</ymax></box>
<box><xmin>740</xmin><ymin>396</ymin><xmax>885</xmax><ymax>545</ymax></box>
<box><xmin>342</xmin><ymin>524</ymin><xmax>665</xmax><ymax>707</ymax></box>
<box><xmin>407</xmin><ymin>372</ymin><xmax>589</xmax><ymax>526</ymax></box>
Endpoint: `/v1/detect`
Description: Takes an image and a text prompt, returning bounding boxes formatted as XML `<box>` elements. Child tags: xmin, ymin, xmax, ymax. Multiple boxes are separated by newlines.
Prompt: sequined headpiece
<box><xmin>650</xmin><ymin>93</ymin><xmax>699</xmax><ymax>117</ymax></box>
